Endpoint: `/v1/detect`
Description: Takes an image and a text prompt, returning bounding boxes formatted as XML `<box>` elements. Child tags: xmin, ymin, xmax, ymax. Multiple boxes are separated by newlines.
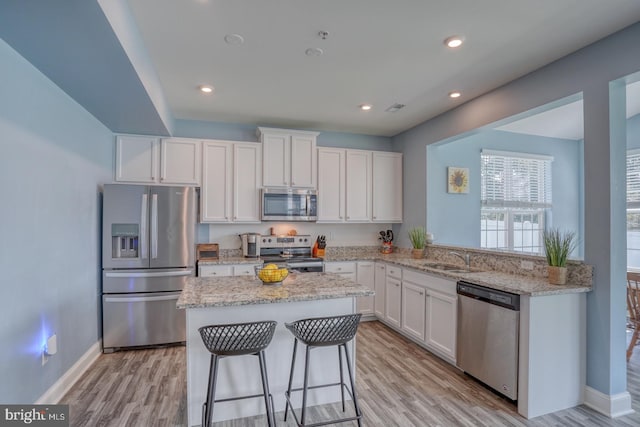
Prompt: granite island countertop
<box><xmin>177</xmin><ymin>271</ymin><xmax>374</xmax><ymax>309</ymax></box>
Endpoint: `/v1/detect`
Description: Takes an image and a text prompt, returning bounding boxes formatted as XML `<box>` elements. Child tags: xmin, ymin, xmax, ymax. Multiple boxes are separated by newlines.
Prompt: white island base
<box><xmin>185</xmin><ymin>297</ymin><xmax>357</xmax><ymax>426</ymax></box>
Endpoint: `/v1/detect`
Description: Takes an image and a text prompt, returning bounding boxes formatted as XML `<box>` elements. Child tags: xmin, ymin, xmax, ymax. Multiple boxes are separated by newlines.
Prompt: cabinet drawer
<box><xmin>386</xmin><ymin>265</ymin><xmax>402</xmax><ymax>280</ymax></box>
<box><xmin>233</xmin><ymin>264</ymin><xmax>259</xmax><ymax>276</ymax></box>
<box><xmin>403</xmin><ymin>269</ymin><xmax>428</xmax><ymax>286</ymax></box>
<box><xmin>199</xmin><ymin>265</ymin><xmax>233</xmax><ymax>277</ymax></box>
<box><xmin>325</xmin><ymin>262</ymin><xmax>356</xmax><ymax>274</ymax></box>
<box><xmin>424</xmin><ymin>273</ymin><xmax>457</xmax><ymax>296</ymax></box>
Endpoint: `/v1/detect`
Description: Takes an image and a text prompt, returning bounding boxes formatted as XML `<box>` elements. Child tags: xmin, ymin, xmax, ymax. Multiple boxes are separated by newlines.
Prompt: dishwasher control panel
<box><xmin>457</xmin><ymin>281</ymin><xmax>520</xmax><ymax>310</ymax></box>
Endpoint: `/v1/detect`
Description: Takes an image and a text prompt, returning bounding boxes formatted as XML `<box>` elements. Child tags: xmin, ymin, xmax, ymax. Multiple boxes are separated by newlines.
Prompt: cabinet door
<box><xmin>425</xmin><ymin>289</ymin><xmax>457</xmax><ymax>360</ymax></box>
<box><xmin>115</xmin><ymin>135</ymin><xmax>159</xmax><ymax>183</ymax></box>
<box><xmin>317</xmin><ymin>148</ymin><xmax>345</xmax><ymax>222</ymax></box>
<box><xmin>233</xmin><ymin>143</ymin><xmax>262</xmax><ymax>222</ymax></box>
<box><xmin>200</xmin><ymin>142</ymin><xmax>232</xmax><ymax>222</ymax></box>
<box><xmin>262</xmin><ymin>133</ymin><xmax>289</xmax><ymax>187</ymax></box>
<box><xmin>199</xmin><ymin>265</ymin><xmax>233</xmax><ymax>277</ymax></box>
<box><xmin>345</xmin><ymin>150</ymin><xmax>372</xmax><ymax>222</ymax></box>
<box><xmin>160</xmin><ymin>138</ymin><xmax>201</xmax><ymax>185</ymax></box>
<box><xmin>385</xmin><ymin>277</ymin><xmax>402</xmax><ymax>328</ymax></box>
<box><xmin>290</xmin><ymin>133</ymin><xmax>316</xmax><ymax>188</ymax></box>
<box><xmin>374</xmin><ymin>263</ymin><xmax>386</xmax><ymax>318</ymax></box>
<box><xmin>402</xmin><ymin>282</ymin><xmax>426</xmax><ymax>341</ymax></box>
<box><xmin>356</xmin><ymin>261</ymin><xmax>375</xmax><ymax>315</ymax></box>
<box><xmin>372</xmin><ymin>152</ymin><xmax>403</xmax><ymax>222</ymax></box>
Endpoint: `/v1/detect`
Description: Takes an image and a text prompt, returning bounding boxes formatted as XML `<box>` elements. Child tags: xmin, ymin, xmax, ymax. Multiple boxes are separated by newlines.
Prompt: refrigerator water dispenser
<box><xmin>111</xmin><ymin>224</ymin><xmax>139</xmax><ymax>259</ymax></box>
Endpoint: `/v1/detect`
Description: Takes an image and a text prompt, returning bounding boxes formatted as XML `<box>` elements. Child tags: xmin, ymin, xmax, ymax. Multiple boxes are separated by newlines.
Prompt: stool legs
<box><xmin>202</xmin><ymin>354</ymin><xmax>220</xmax><ymax>427</ymax></box>
<box><xmin>202</xmin><ymin>352</ymin><xmax>275</xmax><ymax>427</ymax></box>
<box><xmin>284</xmin><ymin>340</ymin><xmax>363</xmax><ymax>426</ymax></box>
<box><xmin>284</xmin><ymin>338</ymin><xmax>299</xmax><ymax>422</ymax></box>
<box><xmin>258</xmin><ymin>350</ymin><xmax>276</xmax><ymax>427</ymax></box>
<box><xmin>342</xmin><ymin>343</ymin><xmax>362</xmax><ymax>427</ymax></box>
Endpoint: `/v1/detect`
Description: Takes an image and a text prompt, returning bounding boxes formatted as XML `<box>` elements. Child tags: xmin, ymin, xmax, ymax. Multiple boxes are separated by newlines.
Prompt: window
<box><xmin>480</xmin><ymin>150</ymin><xmax>552</xmax><ymax>253</ymax></box>
<box><xmin>627</xmin><ymin>150</ymin><xmax>640</xmax><ymax>268</ymax></box>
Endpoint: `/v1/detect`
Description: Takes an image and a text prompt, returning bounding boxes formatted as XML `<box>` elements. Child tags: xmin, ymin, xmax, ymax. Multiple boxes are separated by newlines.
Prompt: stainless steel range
<box><xmin>259</xmin><ymin>235</ymin><xmax>324</xmax><ymax>272</ymax></box>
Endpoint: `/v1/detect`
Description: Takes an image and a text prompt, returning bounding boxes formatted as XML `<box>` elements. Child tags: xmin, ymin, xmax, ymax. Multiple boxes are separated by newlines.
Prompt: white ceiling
<box><xmin>125</xmin><ymin>0</ymin><xmax>640</xmax><ymax>137</ymax></box>
<box><xmin>496</xmin><ymin>80</ymin><xmax>640</xmax><ymax>140</ymax></box>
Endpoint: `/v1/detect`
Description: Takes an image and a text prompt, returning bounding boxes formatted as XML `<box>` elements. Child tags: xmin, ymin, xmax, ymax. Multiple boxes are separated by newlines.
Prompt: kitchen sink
<box><xmin>421</xmin><ymin>262</ymin><xmax>478</xmax><ymax>274</ymax></box>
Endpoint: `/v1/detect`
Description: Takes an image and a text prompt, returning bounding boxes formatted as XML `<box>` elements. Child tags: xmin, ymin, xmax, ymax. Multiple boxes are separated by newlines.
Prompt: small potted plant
<box><xmin>543</xmin><ymin>228</ymin><xmax>577</xmax><ymax>285</ymax></box>
<box><xmin>408</xmin><ymin>227</ymin><xmax>428</xmax><ymax>259</ymax></box>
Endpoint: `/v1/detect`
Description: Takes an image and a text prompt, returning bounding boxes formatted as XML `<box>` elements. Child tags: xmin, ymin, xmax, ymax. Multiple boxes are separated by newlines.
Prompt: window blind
<box><xmin>481</xmin><ymin>150</ymin><xmax>552</xmax><ymax>209</ymax></box>
<box><xmin>628</xmin><ymin>149</ymin><xmax>640</xmax><ymax>209</ymax></box>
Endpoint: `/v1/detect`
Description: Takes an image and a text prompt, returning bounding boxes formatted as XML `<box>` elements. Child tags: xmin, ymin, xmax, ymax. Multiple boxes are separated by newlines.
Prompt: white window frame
<box><xmin>627</xmin><ymin>149</ymin><xmax>640</xmax><ymax>268</ymax></box>
<box><xmin>480</xmin><ymin>149</ymin><xmax>553</xmax><ymax>254</ymax></box>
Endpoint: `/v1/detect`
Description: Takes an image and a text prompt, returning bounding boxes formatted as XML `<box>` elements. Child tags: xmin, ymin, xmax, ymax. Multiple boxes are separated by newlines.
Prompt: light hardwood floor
<box><xmin>61</xmin><ymin>321</ymin><xmax>640</xmax><ymax>426</ymax></box>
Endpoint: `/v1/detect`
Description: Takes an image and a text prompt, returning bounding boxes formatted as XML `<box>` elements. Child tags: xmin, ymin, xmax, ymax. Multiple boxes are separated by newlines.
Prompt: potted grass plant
<box><xmin>543</xmin><ymin>228</ymin><xmax>577</xmax><ymax>285</ymax></box>
<box><xmin>408</xmin><ymin>227</ymin><xmax>428</xmax><ymax>259</ymax></box>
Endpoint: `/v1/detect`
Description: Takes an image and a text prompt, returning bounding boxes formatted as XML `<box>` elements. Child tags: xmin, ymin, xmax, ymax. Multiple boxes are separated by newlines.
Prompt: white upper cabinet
<box><xmin>115</xmin><ymin>135</ymin><xmax>159</xmax><ymax>183</ymax></box>
<box><xmin>317</xmin><ymin>148</ymin><xmax>345</xmax><ymax>222</ymax></box>
<box><xmin>372</xmin><ymin>152</ymin><xmax>403</xmax><ymax>222</ymax></box>
<box><xmin>200</xmin><ymin>140</ymin><xmax>261</xmax><ymax>223</ymax></box>
<box><xmin>115</xmin><ymin>135</ymin><xmax>200</xmax><ymax>185</ymax></box>
<box><xmin>159</xmin><ymin>138</ymin><xmax>201</xmax><ymax>185</ymax></box>
<box><xmin>258</xmin><ymin>127</ymin><xmax>318</xmax><ymax>188</ymax></box>
<box><xmin>345</xmin><ymin>150</ymin><xmax>372</xmax><ymax>222</ymax></box>
<box><xmin>201</xmin><ymin>141</ymin><xmax>232</xmax><ymax>222</ymax></box>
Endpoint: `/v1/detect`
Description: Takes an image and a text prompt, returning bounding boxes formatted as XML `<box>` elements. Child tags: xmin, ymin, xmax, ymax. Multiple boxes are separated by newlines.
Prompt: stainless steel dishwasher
<box><xmin>456</xmin><ymin>281</ymin><xmax>520</xmax><ymax>400</ymax></box>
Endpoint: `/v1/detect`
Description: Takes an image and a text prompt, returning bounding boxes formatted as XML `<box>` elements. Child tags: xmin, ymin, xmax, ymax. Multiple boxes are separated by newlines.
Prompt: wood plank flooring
<box><xmin>61</xmin><ymin>321</ymin><xmax>640</xmax><ymax>426</ymax></box>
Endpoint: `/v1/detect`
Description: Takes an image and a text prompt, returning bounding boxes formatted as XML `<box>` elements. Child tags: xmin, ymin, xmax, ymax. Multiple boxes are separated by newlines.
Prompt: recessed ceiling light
<box><xmin>449</xmin><ymin>91</ymin><xmax>461</xmax><ymax>99</ymax></box>
<box><xmin>360</xmin><ymin>104</ymin><xmax>372</xmax><ymax>111</ymax></box>
<box><xmin>199</xmin><ymin>85</ymin><xmax>214</xmax><ymax>94</ymax></box>
<box><xmin>305</xmin><ymin>47</ymin><xmax>324</xmax><ymax>57</ymax></box>
<box><xmin>224</xmin><ymin>34</ymin><xmax>244</xmax><ymax>45</ymax></box>
<box><xmin>444</xmin><ymin>35</ymin><xmax>464</xmax><ymax>48</ymax></box>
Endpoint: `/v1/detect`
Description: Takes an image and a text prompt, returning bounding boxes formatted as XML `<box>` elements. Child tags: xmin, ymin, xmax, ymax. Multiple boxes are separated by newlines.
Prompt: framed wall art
<box><xmin>447</xmin><ymin>167</ymin><xmax>469</xmax><ymax>193</ymax></box>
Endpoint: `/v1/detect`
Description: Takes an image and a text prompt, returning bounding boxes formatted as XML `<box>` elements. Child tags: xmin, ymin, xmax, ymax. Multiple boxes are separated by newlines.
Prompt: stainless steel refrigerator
<box><xmin>101</xmin><ymin>184</ymin><xmax>196</xmax><ymax>352</ymax></box>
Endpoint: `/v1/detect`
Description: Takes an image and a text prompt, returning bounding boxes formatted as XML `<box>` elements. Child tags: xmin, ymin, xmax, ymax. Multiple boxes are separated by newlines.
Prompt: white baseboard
<box><xmin>583</xmin><ymin>386</ymin><xmax>634</xmax><ymax>418</ymax></box>
<box><xmin>36</xmin><ymin>340</ymin><xmax>102</xmax><ymax>404</ymax></box>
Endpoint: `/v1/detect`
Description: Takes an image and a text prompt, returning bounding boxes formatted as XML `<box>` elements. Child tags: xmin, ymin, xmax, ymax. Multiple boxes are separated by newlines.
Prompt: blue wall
<box><xmin>427</xmin><ymin>130</ymin><xmax>582</xmax><ymax>252</ymax></box>
<box><xmin>173</xmin><ymin>119</ymin><xmax>393</xmax><ymax>151</ymax></box>
<box><xmin>0</xmin><ymin>39</ymin><xmax>112</xmax><ymax>402</ymax></box>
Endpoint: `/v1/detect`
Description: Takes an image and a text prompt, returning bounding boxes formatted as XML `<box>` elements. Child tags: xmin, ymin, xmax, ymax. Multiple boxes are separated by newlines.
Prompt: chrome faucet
<box><xmin>449</xmin><ymin>251</ymin><xmax>471</xmax><ymax>269</ymax></box>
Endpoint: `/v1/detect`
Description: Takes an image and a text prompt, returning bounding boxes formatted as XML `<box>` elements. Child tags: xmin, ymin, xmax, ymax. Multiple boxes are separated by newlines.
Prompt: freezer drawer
<box><xmin>102</xmin><ymin>268</ymin><xmax>193</xmax><ymax>293</ymax></box>
<box><xmin>102</xmin><ymin>291</ymin><xmax>185</xmax><ymax>352</ymax></box>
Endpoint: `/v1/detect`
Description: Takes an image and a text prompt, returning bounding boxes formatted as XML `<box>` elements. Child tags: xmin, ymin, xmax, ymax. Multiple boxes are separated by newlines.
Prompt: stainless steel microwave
<box><xmin>261</xmin><ymin>188</ymin><xmax>317</xmax><ymax>221</ymax></box>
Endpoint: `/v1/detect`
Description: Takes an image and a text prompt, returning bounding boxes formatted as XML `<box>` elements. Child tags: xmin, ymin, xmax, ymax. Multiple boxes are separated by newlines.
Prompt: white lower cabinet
<box><xmin>198</xmin><ymin>264</ymin><xmax>259</xmax><ymax>278</ymax></box>
<box><xmin>425</xmin><ymin>288</ymin><xmax>457</xmax><ymax>360</ymax></box>
<box><xmin>374</xmin><ymin>263</ymin><xmax>386</xmax><ymax>318</ymax></box>
<box><xmin>376</xmin><ymin>264</ymin><xmax>457</xmax><ymax>364</ymax></box>
<box><xmin>356</xmin><ymin>261</ymin><xmax>375</xmax><ymax>316</ymax></box>
<box><xmin>401</xmin><ymin>281</ymin><xmax>426</xmax><ymax>341</ymax></box>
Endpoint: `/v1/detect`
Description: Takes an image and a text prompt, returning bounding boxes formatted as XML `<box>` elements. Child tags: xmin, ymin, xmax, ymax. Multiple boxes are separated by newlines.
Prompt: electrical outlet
<box><xmin>520</xmin><ymin>260</ymin><xmax>534</xmax><ymax>270</ymax></box>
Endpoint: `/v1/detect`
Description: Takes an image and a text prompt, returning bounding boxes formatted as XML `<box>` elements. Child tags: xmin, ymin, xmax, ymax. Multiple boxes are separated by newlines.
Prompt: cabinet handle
<box><xmin>419</xmin><ymin>291</ymin><xmax>424</xmax><ymax>295</ymax></box>
<box><xmin>395</xmin><ymin>283</ymin><xmax>400</xmax><ymax>287</ymax></box>
<box><xmin>373</xmin><ymin>216</ymin><xmax>376</xmax><ymax>219</ymax></box>
<box><xmin>151</xmin><ymin>176</ymin><xmax>155</xmax><ymax>180</ymax></box>
<box><xmin>291</xmin><ymin>182</ymin><xmax>295</xmax><ymax>185</ymax></box>
<box><xmin>337</xmin><ymin>267</ymin><xmax>342</xmax><ymax>271</ymax></box>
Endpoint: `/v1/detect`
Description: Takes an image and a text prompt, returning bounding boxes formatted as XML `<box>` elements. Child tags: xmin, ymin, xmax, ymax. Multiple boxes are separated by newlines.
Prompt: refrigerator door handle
<box><xmin>104</xmin><ymin>270</ymin><xmax>193</xmax><ymax>279</ymax></box>
<box><xmin>140</xmin><ymin>193</ymin><xmax>148</xmax><ymax>259</ymax></box>
<box><xmin>151</xmin><ymin>193</ymin><xmax>158</xmax><ymax>259</ymax></box>
<box><xmin>104</xmin><ymin>294</ymin><xmax>180</xmax><ymax>303</ymax></box>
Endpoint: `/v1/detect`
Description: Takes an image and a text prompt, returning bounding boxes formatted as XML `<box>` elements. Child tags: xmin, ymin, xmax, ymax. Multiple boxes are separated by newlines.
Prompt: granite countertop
<box><xmin>196</xmin><ymin>253</ymin><xmax>591</xmax><ymax>297</ymax></box>
<box><xmin>323</xmin><ymin>254</ymin><xmax>591</xmax><ymax>296</ymax></box>
<box><xmin>177</xmin><ymin>271</ymin><xmax>374</xmax><ymax>309</ymax></box>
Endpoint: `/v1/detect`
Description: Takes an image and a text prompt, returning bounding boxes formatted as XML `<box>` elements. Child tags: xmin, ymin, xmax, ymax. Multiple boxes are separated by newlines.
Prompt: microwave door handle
<box><xmin>140</xmin><ymin>193</ymin><xmax>148</xmax><ymax>259</ymax></box>
<box><xmin>306</xmin><ymin>194</ymin><xmax>311</xmax><ymax>216</ymax></box>
<box><xmin>151</xmin><ymin>193</ymin><xmax>158</xmax><ymax>259</ymax></box>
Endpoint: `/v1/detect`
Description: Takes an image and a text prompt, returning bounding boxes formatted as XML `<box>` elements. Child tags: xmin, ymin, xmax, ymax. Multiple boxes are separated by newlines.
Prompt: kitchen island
<box><xmin>177</xmin><ymin>272</ymin><xmax>373</xmax><ymax>426</ymax></box>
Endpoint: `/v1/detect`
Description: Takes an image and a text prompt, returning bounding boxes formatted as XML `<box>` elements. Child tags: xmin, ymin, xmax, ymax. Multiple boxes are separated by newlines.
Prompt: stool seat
<box><xmin>199</xmin><ymin>320</ymin><xmax>276</xmax><ymax>356</ymax></box>
<box><xmin>199</xmin><ymin>320</ymin><xmax>277</xmax><ymax>427</ymax></box>
<box><xmin>284</xmin><ymin>313</ymin><xmax>362</xmax><ymax>427</ymax></box>
<box><xmin>285</xmin><ymin>314</ymin><xmax>360</xmax><ymax>347</ymax></box>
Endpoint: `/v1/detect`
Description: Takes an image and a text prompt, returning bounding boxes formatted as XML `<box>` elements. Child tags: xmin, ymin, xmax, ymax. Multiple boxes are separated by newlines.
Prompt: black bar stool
<box><xmin>284</xmin><ymin>313</ymin><xmax>363</xmax><ymax>427</ymax></box>
<box><xmin>198</xmin><ymin>320</ymin><xmax>277</xmax><ymax>427</ymax></box>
